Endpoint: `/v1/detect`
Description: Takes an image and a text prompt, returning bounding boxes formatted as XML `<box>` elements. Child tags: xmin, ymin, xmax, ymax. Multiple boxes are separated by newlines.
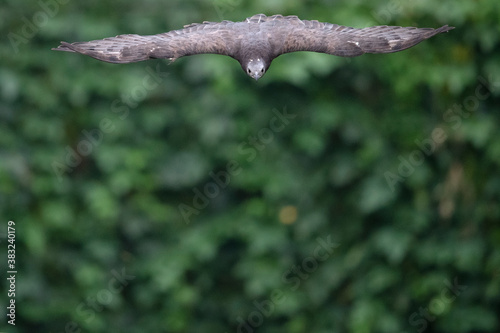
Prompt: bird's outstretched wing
<box><xmin>52</xmin><ymin>20</ymin><xmax>240</xmax><ymax>64</ymax></box>
<box><xmin>265</xmin><ymin>15</ymin><xmax>454</xmax><ymax>58</ymax></box>
<box><xmin>53</xmin><ymin>14</ymin><xmax>454</xmax><ymax>66</ymax></box>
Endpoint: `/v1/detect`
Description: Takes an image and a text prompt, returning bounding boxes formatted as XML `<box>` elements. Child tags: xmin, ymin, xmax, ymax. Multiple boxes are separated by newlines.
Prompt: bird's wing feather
<box><xmin>265</xmin><ymin>15</ymin><xmax>454</xmax><ymax>58</ymax></box>
<box><xmin>52</xmin><ymin>20</ymin><xmax>240</xmax><ymax>64</ymax></box>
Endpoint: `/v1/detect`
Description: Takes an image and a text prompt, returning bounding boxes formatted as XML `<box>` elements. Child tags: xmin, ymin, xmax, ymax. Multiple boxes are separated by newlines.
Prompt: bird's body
<box><xmin>53</xmin><ymin>14</ymin><xmax>454</xmax><ymax>80</ymax></box>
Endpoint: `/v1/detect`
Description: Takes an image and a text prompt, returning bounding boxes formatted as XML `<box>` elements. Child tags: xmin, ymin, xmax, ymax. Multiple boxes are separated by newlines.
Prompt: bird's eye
<box><xmin>248</xmin><ymin>69</ymin><xmax>251</xmax><ymax>73</ymax></box>
<box><xmin>261</xmin><ymin>68</ymin><xmax>264</xmax><ymax>73</ymax></box>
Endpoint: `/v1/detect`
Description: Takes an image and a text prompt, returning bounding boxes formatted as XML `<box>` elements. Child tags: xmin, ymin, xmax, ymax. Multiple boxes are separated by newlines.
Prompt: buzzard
<box><xmin>53</xmin><ymin>14</ymin><xmax>453</xmax><ymax>80</ymax></box>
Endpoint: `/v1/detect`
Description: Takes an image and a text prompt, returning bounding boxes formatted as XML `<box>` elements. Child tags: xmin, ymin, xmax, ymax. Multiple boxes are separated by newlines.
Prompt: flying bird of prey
<box><xmin>53</xmin><ymin>14</ymin><xmax>453</xmax><ymax>81</ymax></box>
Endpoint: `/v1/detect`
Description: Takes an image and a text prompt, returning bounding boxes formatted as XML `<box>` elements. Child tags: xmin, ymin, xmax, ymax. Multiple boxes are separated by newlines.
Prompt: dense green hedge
<box><xmin>1</xmin><ymin>0</ymin><xmax>499</xmax><ymax>332</ymax></box>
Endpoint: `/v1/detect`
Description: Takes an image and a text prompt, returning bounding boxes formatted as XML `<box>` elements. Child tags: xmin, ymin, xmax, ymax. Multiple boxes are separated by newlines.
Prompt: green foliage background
<box><xmin>1</xmin><ymin>0</ymin><xmax>500</xmax><ymax>332</ymax></box>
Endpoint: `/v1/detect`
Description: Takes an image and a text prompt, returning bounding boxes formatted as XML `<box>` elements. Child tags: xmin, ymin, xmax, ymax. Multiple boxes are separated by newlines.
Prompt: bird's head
<box><xmin>243</xmin><ymin>58</ymin><xmax>266</xmax><ymax>80</ymax></box>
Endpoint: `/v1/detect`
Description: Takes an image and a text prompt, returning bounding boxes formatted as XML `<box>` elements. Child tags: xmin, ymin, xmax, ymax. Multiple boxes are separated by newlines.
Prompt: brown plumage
<box><xmin>52</xmin><ymin>14</ymin><xmax>454</xmax><ymax>80</ymax></box>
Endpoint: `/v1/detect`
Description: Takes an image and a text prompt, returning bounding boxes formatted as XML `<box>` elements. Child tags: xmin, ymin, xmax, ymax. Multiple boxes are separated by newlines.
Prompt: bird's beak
<box><xmin>253</xmin><ymin>73</ymin><xmax>260</xmax><ymax>81</ymax></box>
